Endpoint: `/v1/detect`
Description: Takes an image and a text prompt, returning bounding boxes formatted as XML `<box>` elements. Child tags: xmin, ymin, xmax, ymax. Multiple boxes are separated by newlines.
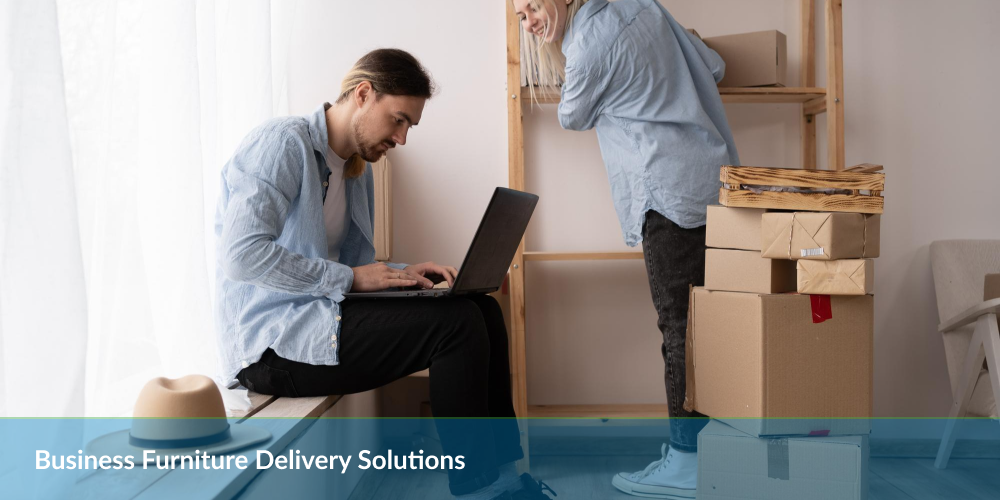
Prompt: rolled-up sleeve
<box><xmin>558</xmin><ymin>42</ymin><xmax>614</xmax><ymax>131</ymax></box>
<box><xmin>219</xmin><ymin>131</ymin><xmax>354</xmax><ymax>301</ymax></box>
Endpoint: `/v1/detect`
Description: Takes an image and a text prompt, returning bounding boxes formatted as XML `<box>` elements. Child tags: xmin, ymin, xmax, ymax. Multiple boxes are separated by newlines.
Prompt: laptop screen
<box><xmin>450</xmin><ymin>188</ymin><xmax>538</xmax><ymax>294</ymax></box>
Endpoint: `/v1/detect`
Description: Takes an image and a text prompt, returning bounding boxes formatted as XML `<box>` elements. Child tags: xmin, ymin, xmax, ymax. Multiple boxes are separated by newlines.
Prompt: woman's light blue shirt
<box><xmin>558</xmin><ymin>0</ymin><xmax>740</xmax><ymax>245</ymax></box>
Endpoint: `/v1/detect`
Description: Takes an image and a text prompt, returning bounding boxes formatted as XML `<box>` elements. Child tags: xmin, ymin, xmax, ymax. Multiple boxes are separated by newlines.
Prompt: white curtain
<box><xmin>0</xmin><ymin>0</ymin><xmax>296</xmax><ymax>417</ymax></box>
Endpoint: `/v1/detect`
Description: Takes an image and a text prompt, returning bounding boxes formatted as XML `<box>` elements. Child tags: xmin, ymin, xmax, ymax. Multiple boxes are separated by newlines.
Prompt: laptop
<box><xmin>343</xmin><ymin>187</ymin><xmax>538</xmax><ymax>299</ymax></box>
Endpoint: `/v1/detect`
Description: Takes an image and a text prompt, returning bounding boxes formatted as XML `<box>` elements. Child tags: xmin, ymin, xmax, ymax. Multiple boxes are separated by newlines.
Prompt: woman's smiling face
<box><xmin>512</xmin><ymin>0</ymin><xmax>570</xmax><ymax>43</ymax></box>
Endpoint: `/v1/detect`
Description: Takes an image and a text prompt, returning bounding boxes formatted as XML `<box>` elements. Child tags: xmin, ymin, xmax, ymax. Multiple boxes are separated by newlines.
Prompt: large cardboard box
<box><xmin>798</xmin><ymin>259</ymin><xmax>875</xmax><ymax>296</ymax></box>
<box><xmin>689</xmin><ymin>288</ymin><xmax>873</xmax><ymax>436</ymax></box>
<box><xmin>706</xmin><ymin>205</ymin><xmax>768</xmax><ymax>251</ymax></box>
<box><xmin>705</xmin><ymin>249</ymin><xmax>796</xmax><ymax>294</ymax></box>
<box><xmin>703</xmin><ymin>30</ymin><xmax>787</xmax><ymax>87</ymax></box>
<box><xmin>986</xmin><ymin>273</ymin><xmax>1000</xmax><ymax>302</ymax></box>
<box><xmin>698</xmin><ymin>420</ymin><xmax>869</xmax><ymax>500</ymax></box>
<box><xmin>762</xmin><ymin>213</ymin><xmax>881</xmax><ymax>260</ymax></box>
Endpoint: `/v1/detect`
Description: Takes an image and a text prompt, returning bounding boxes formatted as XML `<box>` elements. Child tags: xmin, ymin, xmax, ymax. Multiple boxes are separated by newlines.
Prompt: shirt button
<box><xmin>331</xmin><ymin>342</ymin><xmax>337</xmax><ymax>349</ymax></box>
<box><xmin>331</xmin><ymin>335</ymin><xmax>337</xmax><ymax>341</ymax></box>
<box><xmin>322</xmin><ymin>181</ymin><xmax>329</xmax><ymax>187</ymax></box>
<box><xmin>241</xmin><ymin>361</ymin><xmax>250</xmax><ymax>368</ymax></box>
<box><xmin>335</xmin><ymin>316</ymin><xmax>342</xmax><ymax>321</ymax></box>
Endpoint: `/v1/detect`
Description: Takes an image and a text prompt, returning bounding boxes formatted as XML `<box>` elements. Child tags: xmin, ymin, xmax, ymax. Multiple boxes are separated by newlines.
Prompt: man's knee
<box><xmin>444</xmin><ymin>299</ymin><xmax>491</xmax><ymax>353</ymax></box>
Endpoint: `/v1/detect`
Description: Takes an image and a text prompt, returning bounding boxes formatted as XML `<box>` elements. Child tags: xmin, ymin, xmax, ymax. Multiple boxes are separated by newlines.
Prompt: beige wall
<box><xmin>288</xmin><ymin>0</ymin><xmax>1000</xmax><ymax>417</ymax></box>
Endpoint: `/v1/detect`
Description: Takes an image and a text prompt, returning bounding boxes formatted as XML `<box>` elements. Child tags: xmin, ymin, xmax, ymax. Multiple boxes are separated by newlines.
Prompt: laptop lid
<box><xmin>450</xmin><ymin>187</ymin><xmax>538</xmax><ymax>295</ymax></box>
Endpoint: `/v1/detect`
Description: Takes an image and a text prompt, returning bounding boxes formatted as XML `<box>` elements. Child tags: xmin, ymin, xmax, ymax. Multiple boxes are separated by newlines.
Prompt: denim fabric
<box><xmin>237</xmin><ymin>294</ymin><xmax>523</xmax><ymax>495</ymax></box>
<box><xmin>214</xmin><ymin>103</ymin><xmax>407</xmax><ymax>385</ymax></box>
<box><xmin>641</xmin><ymin>210</ymin><xmax>709</xmax><ymax>452</ymax></box>
<box><xmin>559</xmin><ymin>0</ymin><xmax>740</xmax><ymax>245</ymax></box>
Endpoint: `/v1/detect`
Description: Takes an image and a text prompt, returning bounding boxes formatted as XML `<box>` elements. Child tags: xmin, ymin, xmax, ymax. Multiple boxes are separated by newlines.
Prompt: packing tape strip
<box><xmin>767</xmin><ymin>438</ymin><xmax>790</xmax><ymax>480</ymax></box>
<box><xmin>810</xmin><ymin>294</ymin><xmax>833</xmax><ymax>323</ymax></box>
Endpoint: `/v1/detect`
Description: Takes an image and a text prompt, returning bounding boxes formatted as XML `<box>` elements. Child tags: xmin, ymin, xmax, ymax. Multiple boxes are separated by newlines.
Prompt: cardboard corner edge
<box><xmin>683</xmin><ymin>285</ymin><xmax>698</xmax><ymax>413</ymax></box>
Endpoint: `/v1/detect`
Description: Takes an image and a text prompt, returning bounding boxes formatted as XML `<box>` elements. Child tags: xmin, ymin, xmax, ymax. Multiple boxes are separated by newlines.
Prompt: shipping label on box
<box><xmin>703</xmin><ymin>30</ymin><xmax>787</xmax><ymax>87</ymax></box>
<box><xmin>705</xmin><ymin>249</ymin><xmax>796</xmax><ymax>294</ymax></box>
<box><xmin>698</xmin><ymin>420</ymin><xmax>869</xmax><ymax>500</ymax></box>
<box><xmin>798</xmin><ymin>259</ymin><xmax>875</xmax><ymax>296</ymax></box>
<box><xmin>689</xmin><ymin>288</ymin><xmax>873</xmax><ymax>437</ymax></box>
<box><xmin>762</xmin><ymin>213</ymin><xmax>880</xmax><ymax>260</ymax></box>
<box><xmin>706</xmin><ymin>205</ymin><xmax>769</xmax><ymax>251</ymax></box>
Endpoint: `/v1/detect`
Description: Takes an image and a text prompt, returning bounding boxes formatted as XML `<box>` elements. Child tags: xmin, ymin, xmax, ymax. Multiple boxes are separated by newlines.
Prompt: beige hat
<box><xmin>86</xmin><ymin>375</ymin><xmax>271</xmax><ymax>461</ymax></box>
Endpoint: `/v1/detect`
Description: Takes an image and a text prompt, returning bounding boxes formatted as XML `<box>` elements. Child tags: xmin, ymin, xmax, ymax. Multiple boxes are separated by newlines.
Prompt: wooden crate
<box><xmin>719</xmin><ymin>164</ymin><xmax>884</xmax><ymax>214</ymax></box>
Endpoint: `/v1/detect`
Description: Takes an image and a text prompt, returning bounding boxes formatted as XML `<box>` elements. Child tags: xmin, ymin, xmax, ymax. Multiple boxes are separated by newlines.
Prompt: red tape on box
<box><xmin>810</xmin><ymin>294</ymin><xmax>832</xmax><ymax>323</ymax></box>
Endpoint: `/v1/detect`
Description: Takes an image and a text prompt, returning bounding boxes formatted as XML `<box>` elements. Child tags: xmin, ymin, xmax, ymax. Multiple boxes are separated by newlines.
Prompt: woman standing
<box><xmin>511</xmin><ymin>0</ymin><xmax>740</xmax><ymax>498</ymax></box>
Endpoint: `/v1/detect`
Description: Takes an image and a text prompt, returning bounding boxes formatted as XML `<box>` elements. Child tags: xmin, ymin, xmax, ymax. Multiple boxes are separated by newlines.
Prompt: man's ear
<box><xmin>354</xmin><ymin>81</ymin><xmax>373</xmax><ymax>108</ymax></box>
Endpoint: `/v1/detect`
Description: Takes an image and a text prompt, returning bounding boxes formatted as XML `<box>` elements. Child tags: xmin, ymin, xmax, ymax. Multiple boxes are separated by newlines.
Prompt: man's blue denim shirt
<box><xmin>214</xmin><ymin>103</ymin><xmax>407</xmax><ymax>385</ymax></box>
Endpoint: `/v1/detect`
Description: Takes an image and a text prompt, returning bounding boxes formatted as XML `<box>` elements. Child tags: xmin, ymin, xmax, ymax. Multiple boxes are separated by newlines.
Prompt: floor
<box><xmin>348</xmin><ymin>455</ymin><xmax>1000</xmax><ymax>499</ymax></box>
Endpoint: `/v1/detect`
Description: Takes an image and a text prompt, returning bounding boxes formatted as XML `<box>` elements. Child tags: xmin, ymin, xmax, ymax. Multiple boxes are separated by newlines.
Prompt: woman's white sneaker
<box><xmin>611</xmin><ymin>443</ymin><xmax>696</xmax><ymax>499</ymax></box>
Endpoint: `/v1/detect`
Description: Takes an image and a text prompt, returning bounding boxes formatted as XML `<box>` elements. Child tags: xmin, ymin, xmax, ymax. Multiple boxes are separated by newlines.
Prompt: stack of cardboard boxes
<box><xmin>688</xmin><ymin>167</ymin><xmax>882</xmax><ymax>499</ymax></box>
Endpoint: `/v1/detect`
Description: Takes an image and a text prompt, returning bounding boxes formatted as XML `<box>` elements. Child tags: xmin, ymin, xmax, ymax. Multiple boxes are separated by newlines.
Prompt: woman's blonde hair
<box><xmin>337</xmin><ymin>49</ymin><xmax>434</xmax><ymax>178</ymax></box>
<box><xmin>520</xmin><ymin>0</ymin><xmax>589</xmax><ymax>103</ymax></box>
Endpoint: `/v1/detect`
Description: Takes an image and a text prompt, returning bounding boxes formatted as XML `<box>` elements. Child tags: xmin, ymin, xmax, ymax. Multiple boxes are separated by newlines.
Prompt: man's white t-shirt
<box><xmin>323</xmin><ymin>149</ymin><xmax>350</xmax><ymax>262</ymax></box>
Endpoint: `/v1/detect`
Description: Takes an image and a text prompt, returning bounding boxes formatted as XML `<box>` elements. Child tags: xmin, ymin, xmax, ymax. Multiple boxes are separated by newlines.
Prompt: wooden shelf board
<box><xmin>528</xmin><ymin>404</ymin><xmax>670</xmax><ymax>419</ymax></box>
<box><xmin>523</xmin><ymin>251</ymin><xmax>644</xmax><ymax>262</ymax></box>
<box><xmin>521</xmin><ymin>86</ymin><xmax>827</xmax><ymax>105</ymax></box>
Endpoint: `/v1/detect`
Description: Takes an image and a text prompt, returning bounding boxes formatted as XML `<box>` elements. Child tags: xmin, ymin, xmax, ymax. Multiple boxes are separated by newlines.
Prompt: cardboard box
<box><xmin>798</xmin><ymin>259</ymin><xmax>875</xmax><ymax>296</ymax></box>
<box><xmin>690</xmin><ymin>288</ymin><xmax>873</xmax><ymax>436</ymax></box>
<box><xmin>986</xmin><ymin>274</ymin><xmax>1000</xmax><ymax>302</ymax></box>
<box><xmin>703</xmin><ymin>30</ymin><xmax>787</xmax><ymax>87</ymax></box>
<box><xmin>762</xmin><ymin>213</ymin><xmax>881</xmax><ymax>260</ymax></box>
<box><xmin>706</xmin><ymin>205</ymin><xmax>768</xmax><ymax>251</ymax></box>
<box><xmin>698</xmin><ymin>420</ymin><xmax>869</xmax><ymax>500</ymax></box>
<box><xmin>705</xmin><ymin>249</ymin><xmax>796</xmax><ymax>294</ymax></box>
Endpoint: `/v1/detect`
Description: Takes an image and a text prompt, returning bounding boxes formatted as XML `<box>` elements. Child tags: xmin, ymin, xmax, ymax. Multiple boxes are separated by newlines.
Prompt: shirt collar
<box><xmin>307</xmin><ymin>102</ymin><xmax>332</xmax><ymax>157</ymax></box>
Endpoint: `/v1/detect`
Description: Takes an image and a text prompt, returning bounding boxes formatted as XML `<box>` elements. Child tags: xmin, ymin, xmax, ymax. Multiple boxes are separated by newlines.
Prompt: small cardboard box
<box><xmin>762</xmin><ymin>213</ymin><xmax>881</xmax><ymax>260</ymax></box>
<box><xmin>986</xmin><ymin>274</ymin><xmax>1000</xmax><ymax>302</ymax></box>
<box><xmin>705</xmin><ymin>249</ymin><xmax>796</xmax><ymax>294</ymax></box>
<box><xmin>689</xmin><ymin>288</ymin><xmax>873</xmax><ymax>436</ymax></box>
<box><xmin>706</xmin><ymin>205</ymin><xmax>768</xmax><ymax>251</ymax></box>
<box><xmin>798</xmin><ymin>259</ymin><xmax>875</xmax><ymax>296</ymax></box>
<box><xmin>703</xmin><ymin>30</ymin><xmax>787</xmax><ymax>87</ymax></box>
<box><xmin>698</xmin><ymin>420</ymin><xmax>869</xmax><ymax>500</ymax></box>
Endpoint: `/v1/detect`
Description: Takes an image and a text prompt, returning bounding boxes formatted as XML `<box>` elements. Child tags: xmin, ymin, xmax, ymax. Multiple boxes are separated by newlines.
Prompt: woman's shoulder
<box><xmin>570</xmin><ymin>0</ymin><xmax>656</xmax><ymax>44</ymax></box>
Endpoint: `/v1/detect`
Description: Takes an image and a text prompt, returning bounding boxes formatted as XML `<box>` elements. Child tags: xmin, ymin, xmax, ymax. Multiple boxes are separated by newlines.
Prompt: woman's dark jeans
<box><xmin>641</xmin><ymin>210</ymin><xmax>709</xmax><ymax>452</ymax></box>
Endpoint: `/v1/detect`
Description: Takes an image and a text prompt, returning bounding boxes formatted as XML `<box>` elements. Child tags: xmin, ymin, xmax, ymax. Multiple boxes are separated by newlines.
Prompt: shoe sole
<box><xmin>611</xmin><ymin>474</ymin><xmax>695</xmax><ymax>499</ymax></box>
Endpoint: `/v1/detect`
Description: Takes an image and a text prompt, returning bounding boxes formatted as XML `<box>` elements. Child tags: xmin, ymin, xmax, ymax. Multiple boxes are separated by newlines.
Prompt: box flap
<box><xmin>691</xmin><ymin>288</ymin><xmax>765</xmax><ymax>417</ymax></box>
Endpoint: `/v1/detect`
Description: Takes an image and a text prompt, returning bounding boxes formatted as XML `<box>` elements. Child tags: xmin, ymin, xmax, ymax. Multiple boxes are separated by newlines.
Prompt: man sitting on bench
<box><xmin>213</xmin><ymin>48</ymin><xmax>552</xmax><ymax>500</ymax></box>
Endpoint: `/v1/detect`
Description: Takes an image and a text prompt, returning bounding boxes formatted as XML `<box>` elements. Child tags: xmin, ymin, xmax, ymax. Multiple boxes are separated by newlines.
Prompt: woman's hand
<box><xmin>350</xmin><ymin>263</ymin><xmax>433</xmax><ymax>292</ymax></box>
<box><xmin>404</xmin><ymin>262</ymin><xmax>459</xmax><ymax>288</ymax></box>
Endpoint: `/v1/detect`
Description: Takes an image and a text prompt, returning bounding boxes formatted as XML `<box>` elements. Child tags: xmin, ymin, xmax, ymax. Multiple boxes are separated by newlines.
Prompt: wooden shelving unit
<box><xmin>505</xmin><ymin>1</ymin><xmax>846</xmax><ymax>422</ymax></box>
<box><xmin>523</xmin><ymin>85</ymin><xmax>827</xmax><ymax>105</ymax></box>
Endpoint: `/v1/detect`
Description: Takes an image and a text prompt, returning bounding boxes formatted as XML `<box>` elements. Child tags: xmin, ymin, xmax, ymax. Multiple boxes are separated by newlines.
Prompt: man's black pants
<box><xmin>237</xmin><ymin>293</ymin><xmax>523</xmax><ymax>495</ymax></box>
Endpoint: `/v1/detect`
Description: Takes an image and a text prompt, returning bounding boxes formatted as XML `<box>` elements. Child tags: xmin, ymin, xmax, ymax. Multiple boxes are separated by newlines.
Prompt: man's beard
<box><xmin>353</xmin><ymin>109</ymin><xmax>388</xmax><ymax>162</ymax></box>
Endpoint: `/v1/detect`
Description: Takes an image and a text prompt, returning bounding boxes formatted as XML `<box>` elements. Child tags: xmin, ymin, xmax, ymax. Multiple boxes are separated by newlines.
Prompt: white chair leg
<box><xmin>935</xmin><ymin>317</ymin><xmax>989</xmax><ymax>469</ymax></box>
<box><xmin>980</xmin><ymin>314</ymin><xmax>1000</xmax><ymax>422</ymax></box>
